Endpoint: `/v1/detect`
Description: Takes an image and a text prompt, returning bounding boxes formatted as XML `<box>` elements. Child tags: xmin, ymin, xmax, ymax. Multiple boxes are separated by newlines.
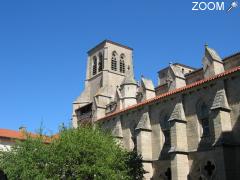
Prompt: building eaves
<box><xmin>185</xmin><ymin>51</ymin><xmax>240</xmax><ymax>77</ymax></box>
<box><xmin>0</xmin><ymin>128</ymin><xmax>51</xmax><ymax>143</ymax></box>
<box><xmin>158</xmin><ymin>63</ymin><xmax>197</xmax><ymax>74</ymax></box>
<box><xmin>173</xmin><ymin>63</ymin><xmax>197</xmax><ymax>70</ymax></box>
<box><xmin>223</xmin><ymin>52</ymin><xmax>240</xmax><ymax>62</ymax></box>
<box><xmin>185</xmin><ymin>68</ymin><xmax>203</xmax><ymax>77</ymax></box>
<box><xmin>87</xmin><ymin>39</ymin><xmax>133</xmax><ymax>55</ymax></box>
<box><xmin>0</xmin><ymin>128</ymin><xmax>27</xmax><ymax>140</ymax></box>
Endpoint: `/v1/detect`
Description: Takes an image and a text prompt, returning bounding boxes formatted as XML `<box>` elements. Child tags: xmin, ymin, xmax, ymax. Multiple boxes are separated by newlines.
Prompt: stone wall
<box><xmin>74</xmin><ymin>40</ymin><xmax>240</xmax><ymax>179</ymax></box>
<box><xmin>99</xmin><ymin>69</ymin><xmax>240</xmax><ymax>179</ymax></box>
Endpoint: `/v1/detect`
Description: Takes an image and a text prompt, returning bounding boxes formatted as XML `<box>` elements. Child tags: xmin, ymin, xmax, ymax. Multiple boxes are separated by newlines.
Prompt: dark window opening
<box><xmin>92</xmin><ymin>56</ymin><xmax>97</xmax><ymax>75</ymax></box>
<box><xmin>111</xmin><ymin>51</ymin><xmax>117</xmax><ymax>71</ymax></box>
<box><xmin>196</xmin><ymin>101</ymin><xmax>210</xmax><ymax>138</ymax></box>
<box><xmin>98</xmin><ymin>53</ymin><xmax>104</xmax><ymax>72</ymax></box>
<box><xmin>76</xmin><ymin>103</ymin><xmax>92</xmax><ymax>116</ymax></box>
<box><xmin>120</xmin><ymin>54</ymin><xmax>125</xmax><ymax>73</ymax></box>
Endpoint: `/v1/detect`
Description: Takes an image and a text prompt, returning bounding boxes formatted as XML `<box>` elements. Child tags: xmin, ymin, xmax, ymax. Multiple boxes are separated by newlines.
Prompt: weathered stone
<box><xmin>211</xmin><ymin>89</ymin><xmax>231</xmax><ymax>111</ymax></box>
<box><xmin>112</xmin><ymin>117</ymin><xmax>123</xmax><ymax>138</ymax></box>
<box><xmin>169</xmin><ymin>102</ymin><xmax>186</xmax><ymax>123</ymax></box>
<box><xmin>135</xmin><ymin>112</ymin><xmax>152</xmax><ymax>131</ymax></box>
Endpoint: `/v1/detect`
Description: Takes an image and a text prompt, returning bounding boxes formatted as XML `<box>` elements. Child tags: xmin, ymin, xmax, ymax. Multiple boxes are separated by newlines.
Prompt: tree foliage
<box><xmin>0</xmin><ymin>126</ymin><xmax>144</xmax><ymax>180</ymax></box>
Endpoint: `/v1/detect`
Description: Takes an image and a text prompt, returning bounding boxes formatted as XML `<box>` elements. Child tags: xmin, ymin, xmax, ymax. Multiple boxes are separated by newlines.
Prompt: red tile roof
<box><xmin>0</xmin><ymin>128</ymin><xmax>51</xmax><ymax>143</ymax></box>
<box><xmin>0</xmin><ymin>129</ymin><xmax>27</xmax><ymax>140</ymax></box>
<box><xmin>97</xmin><ymin>66</ymin><xmax>240</xmax><ymax>122</ymax></box>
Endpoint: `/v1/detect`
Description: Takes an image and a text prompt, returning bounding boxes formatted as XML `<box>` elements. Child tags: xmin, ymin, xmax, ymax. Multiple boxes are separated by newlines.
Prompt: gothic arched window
<box><xmin>98</xmin><ymin>52</ymin><xmax>104</xmax><ymax>72</ymax></box>
<box><xmin>111</xmin><ymin>51</ymin><xmax>117</xmax><ymax>71</ymax></box>
<box><xmin>196</xmin><ymin>100</ymin><xmax>210</xmax><ymax>137</ymax></box>
<box><xmin>120</xmin><ymin>54</ymin><xmax>125</xmax><ymax>73</ymax></box>
<box><xmin>92</xmin><ymin>56</ymin><xmax>97</xmax><ymax>75</ymax></box>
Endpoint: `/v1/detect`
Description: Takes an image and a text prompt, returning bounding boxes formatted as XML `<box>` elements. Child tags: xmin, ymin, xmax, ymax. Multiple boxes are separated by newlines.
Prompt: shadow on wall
<box><xmin>188</xmin><ymin>98</ymin><xmax>218</xmax><ymax>180</ymax></box>
<box><xmin>188</xmin><ymin>114</ymin><xmax>240</xmax><ymax>180</ymax></box>
<box><xmin>153</xmin><ymin>112</ymin><xmax>172</xmax><ymax>180</ymax></box>
<box><xmin>217</xmin><ymin>115</ymin><xmax>240</xmax><ymax>179</ymax></box>
<box><xmin>159</xmin><ymin>114</ymin><xmax>171</xmax><ymax>161</ymax></box>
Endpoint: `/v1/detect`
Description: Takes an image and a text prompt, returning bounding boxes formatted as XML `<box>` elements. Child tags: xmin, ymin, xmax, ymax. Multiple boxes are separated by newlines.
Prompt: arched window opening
<box><xmin>92</xmin><ymin>56</ymin><xmax>97</xmax><ymax>75</ymax></box>
<box><xmin>111</xmin><ymin>51</ymin><xmax>117</xmax><ymax>71</ymax></box>
<box><xmin>120</xmin><ymin>54</ymin><xmax>125</xmax><ymax>73</ymax></box>
<box><xmin>98</xmin><ymin>52</ymin><xmax>104</xmax><ymax>72</ymax></box>
<box><xmin>196</xmin><ymin>100</ymin><xmax>210</xmax><ymax>138</ymax></box>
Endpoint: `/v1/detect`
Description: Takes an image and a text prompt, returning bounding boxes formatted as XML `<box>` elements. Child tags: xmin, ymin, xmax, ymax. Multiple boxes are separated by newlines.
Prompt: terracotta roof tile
<box><xmin>0</xmin><ymin>128</ymin><xmax>51</xmax><ymax>143</ymax></box>
<box><xmin>97</xmin><ymin>66</ymin><xmax>240</xmax><ymax>122</ymax></box>
<box><xmin>0</xmin><ymin>129</ymin><xmax>27</xmax><ymax>140</ymax></box>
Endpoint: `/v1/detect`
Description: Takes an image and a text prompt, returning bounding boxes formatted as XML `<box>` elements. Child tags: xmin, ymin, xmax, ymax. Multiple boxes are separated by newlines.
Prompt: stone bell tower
<box><xmin>72</xmin><ymin>40</ymin><xmax>134</xmax><ymax>127</ymax></box>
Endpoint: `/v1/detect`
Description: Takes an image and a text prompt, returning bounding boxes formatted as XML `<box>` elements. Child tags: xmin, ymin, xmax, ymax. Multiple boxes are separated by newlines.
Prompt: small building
<box><xmin>0</xmin><ymin>128</ymin><xmax>29</xmax><ymax>179</ymax></box>
<box><xmin>0</xmin><ymin>127</ymin><xmax>51</xmax><ymax>179</ymax></box>
<box><xmin>0</xmin><ymin>128</ymin><xmax>28</xmax><ymax>151</ymax></box>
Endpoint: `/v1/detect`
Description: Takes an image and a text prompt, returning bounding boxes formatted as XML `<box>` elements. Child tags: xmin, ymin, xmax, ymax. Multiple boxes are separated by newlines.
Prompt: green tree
<box><xmin>127</xmin><ymin>150</ymin><xmax>145</xmax><ymax>180</ymax></box>
<box><xmin>0</xmin><ymin>126</ymin><xmax>144</xmax><ymax>180</ymax></box>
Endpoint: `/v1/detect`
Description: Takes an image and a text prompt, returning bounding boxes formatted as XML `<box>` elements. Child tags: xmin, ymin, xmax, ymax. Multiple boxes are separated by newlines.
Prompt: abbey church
<box><xmin>72</xmin><ymin>40</ymin><xmax>240</xmax><ymax>180</ymax></box>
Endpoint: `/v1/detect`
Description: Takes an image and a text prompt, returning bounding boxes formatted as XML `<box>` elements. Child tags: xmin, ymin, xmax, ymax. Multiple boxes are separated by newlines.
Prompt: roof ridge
<box><xmin>0</xmin><ymin>128</ymin><xmax>51</xmax><ymax>143</ymax></box>
<box><xmin>223</xmin><ymin>51</ymin><xmax>240</xmax><ymax>61</ymax></box>
<box><xmin>97</xmin><ymin>66</ymin><xmax>240</xmax><ymax>122</ymax></box>
<box><xmin>87</xmin><ymin>40</ymin><xmax>133</xmax><ymax>54</ymax></box>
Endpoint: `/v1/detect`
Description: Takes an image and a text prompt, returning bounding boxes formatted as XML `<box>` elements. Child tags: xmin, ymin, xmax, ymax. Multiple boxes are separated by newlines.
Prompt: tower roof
<box><xmin>205</xmin><ymin>46</ymin><xmax>222</xmax><ymax>62</ymax></box>
<box><xmin>87</xmin><ymin>39</ymin><xmax>133</xmax><ymax>55</ymax></box>
<box><xmin>141</xmin><ymin>77</ymin><xmax>155</xmax><ymax>91</ymax></box>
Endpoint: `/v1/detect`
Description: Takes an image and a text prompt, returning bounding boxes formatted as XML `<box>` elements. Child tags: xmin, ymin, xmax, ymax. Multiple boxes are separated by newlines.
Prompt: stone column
<box><xmin>168</xmin><ymin>100</ymin><xmax>189</xmax><ymax>180</ymax></box>
<box><xmin>135</xmin><ymin>111</ymin><xmax>153</xmax><ymax>179</ymax></box>
<box><xmin>210</xmin><ymin>86</ymin><xmax>232</xmax><ymax>180</ymax></box>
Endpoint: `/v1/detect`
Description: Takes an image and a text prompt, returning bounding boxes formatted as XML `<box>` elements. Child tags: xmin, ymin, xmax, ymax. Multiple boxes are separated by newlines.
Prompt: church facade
<box><xmin>72</xmin><ymin>40</ymin><xmax>240</xmax><ymax>180</ymax></box>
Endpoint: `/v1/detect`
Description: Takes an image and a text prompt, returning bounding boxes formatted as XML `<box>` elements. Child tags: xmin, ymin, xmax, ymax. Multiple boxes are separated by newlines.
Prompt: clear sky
<box><xmin>0</xmin><ymin>0</ymin><xmax>239</xmax><ymax>134</ymax></box>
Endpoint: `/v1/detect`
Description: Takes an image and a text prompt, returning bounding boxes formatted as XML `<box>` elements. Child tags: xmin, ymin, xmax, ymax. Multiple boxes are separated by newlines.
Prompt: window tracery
<box><xmin>98</xmin><ymin>52</ymin><xmax>104</xmax><ymax>72</ymax></box>
<box><xmin>120</xmin><ymin>53</ymin><xmax>125</xmax><ymax>73</ymax></box>
<box><xmin>92</xmin><ymin>56</ymin><xmax>97</xmax><ymax>75</ymax></box>
<box><xmin>111</xmin><ymin>51</ymin><xmax>117</xmax><ymax>71</ymax></box>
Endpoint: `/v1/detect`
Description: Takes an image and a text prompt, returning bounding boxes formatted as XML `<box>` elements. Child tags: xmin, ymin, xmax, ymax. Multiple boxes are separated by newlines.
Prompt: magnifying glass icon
<box><xmin>227</xmin><ymin>1</ymin><xmax>238</xmax><ymax>12</ymax></box>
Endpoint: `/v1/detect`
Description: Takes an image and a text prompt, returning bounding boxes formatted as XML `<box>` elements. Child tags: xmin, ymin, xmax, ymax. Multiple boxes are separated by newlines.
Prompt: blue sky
<box><xmin>0</xmin><ymin>0</ymin><xmax>239</xmax><ymax>134</ymax></box>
